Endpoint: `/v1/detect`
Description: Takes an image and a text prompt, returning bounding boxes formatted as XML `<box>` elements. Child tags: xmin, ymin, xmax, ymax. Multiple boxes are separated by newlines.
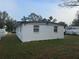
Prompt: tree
<box><xmin>6</xmin><ymin>17</ymin><xmax>16</xmax><ymax>32</ymax></box>
<box><xmin>49</xmin><ymin>16</ymin><xmax>53</xmax><ymax>20</ymax></box>
<box><xmin>72</xmin><ymin>19</ymin><xmax>79</xmax><ymax>26</ymax></box>
<box><xmin>48</xmin><ymin>16</ymin><xmax>57</xmax><ymax>23</ymax></box>
<box><xmin>59</xmin><ymin>0</ymin><xmax>79</xmax><ymax>7</ymax></box>
<box><xmin>52</xmin><ymin>18</ymin><xmax>57</xmax><ymax>23</ymax></box>
<box><xmin>71</xmin><ymin>10</ymin><xmax>79</xmax><ymax>26</ymax></box>
<box><xmin>21</xmin><ymin>16</ymin><xmax>27</xmax><ymax>21</ymax></box>
<box><xmin>58</xmin><ymin>21</ymin><xmax>67</xmax><ymax>27</ymax></box>
<box><xmin>42</xmin><ymin>18</ymin><xmax>47</xmax><ymax>22</ymax></box>
<box><xmin>0</xmin><ymin>11</ymin><xmax>8</xmax><ymax>28</ymax></box>
<box><xmin>48</xmin><ymin>16</ymin><xmax>53</xmax><ymax>22</ymax></box>
<box><xmin>28</xmin><ymin>13</ymin><xmax>43</xmax><ymax>21</ymax></box>
<box><xmin>21</xmin><ymin>13</ymin><xmax>43</xmax><ymax>22</ymax></box>
<box><xmin>0</xmin><ymin>11</ymin><xmax>16</xmax><ymax>32</ymax></box>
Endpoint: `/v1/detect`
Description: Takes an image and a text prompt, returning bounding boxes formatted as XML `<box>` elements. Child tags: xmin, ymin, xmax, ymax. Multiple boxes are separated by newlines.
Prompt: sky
<box><xmin>0</xmin><ymin>0</ymin><xmax>79</xmax><ymax>25</ymax></box>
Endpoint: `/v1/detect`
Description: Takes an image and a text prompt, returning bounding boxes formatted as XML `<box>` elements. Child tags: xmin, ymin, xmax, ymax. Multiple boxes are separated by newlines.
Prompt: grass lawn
<box><xmin>0</xmin><ymin>34</ymin><xmax>79</xmax><ymax>59</ymax></box>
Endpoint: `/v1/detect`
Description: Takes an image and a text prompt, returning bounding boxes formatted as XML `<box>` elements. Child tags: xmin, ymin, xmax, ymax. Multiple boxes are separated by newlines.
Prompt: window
<box><xmin>33</xmin><ymin>25</ymin><xmax>39</xmax><ymax>32</ymax></box>
<box><xmin>54</xmin><ymin>26</ymin><xmax>58</xmax><ymax>32</ymax></box>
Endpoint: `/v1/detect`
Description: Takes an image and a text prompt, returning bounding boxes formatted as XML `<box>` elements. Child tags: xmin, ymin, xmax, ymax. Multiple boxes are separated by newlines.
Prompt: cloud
<box><xmin>0</xmin><ymin>0</ymin><xmax>17</xmax><ymax>11</ymax></box>
<box><xmin>0</xmin><ymin>0</ymin><xmax>78</xmax><ymax>24</ymax></box>
<box><xmin>0</xmin><ymin>0</ymin><xmax>18</xmax><ymax>19</ymax></box>
<box><xmin>52</xmin><ymin>7</ymin><xmax>78</xmax><ymax>25</ymax></box>
<box><xmin>16</xmin><ymin>0</ymin><xmax>78</xmax><ymax>24</ymax></box>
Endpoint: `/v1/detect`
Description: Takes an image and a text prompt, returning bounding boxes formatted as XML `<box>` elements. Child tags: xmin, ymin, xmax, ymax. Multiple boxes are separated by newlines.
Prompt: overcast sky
<box><xmin>0</xmin><ymin>0</ymin><xmax>79</xmax><ymax>24</ymax></box>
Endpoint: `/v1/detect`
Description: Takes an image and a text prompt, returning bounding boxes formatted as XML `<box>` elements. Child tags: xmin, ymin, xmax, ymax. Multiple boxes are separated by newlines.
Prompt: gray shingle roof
<box><xmin>16</xmin><ymin>21</ymin><xmax>64</xmax><ymax>27</ymax></box>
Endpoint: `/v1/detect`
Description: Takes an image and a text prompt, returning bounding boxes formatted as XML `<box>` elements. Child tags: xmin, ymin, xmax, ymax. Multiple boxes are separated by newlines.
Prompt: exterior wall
<box><xmin>16</xmin><ymin>23</ymin><xmax>64</xmax><ymax>42</ymax></box>
<box><xmin>16</xmin><ymin>25</ymin><xmax>23</xmax><ymax>40</ymax></box>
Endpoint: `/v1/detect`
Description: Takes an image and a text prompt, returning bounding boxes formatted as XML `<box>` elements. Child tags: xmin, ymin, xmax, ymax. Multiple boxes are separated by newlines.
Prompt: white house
<box><xmin>16</xmin><ymin>21</ymin><xmax>64</xmax><ymax>42</ymax></box>
<box><xmin>65</xmin><ymin>26</ymin><xmax>79</xmax><ymax>35</ymax></box>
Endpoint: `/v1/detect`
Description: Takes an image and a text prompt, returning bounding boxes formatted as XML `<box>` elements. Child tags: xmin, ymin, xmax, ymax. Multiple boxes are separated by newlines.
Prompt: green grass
<box><xmin>0</xmin><ymin>34</ymin><xmax>79</xmax><ymax>59</ymax></box>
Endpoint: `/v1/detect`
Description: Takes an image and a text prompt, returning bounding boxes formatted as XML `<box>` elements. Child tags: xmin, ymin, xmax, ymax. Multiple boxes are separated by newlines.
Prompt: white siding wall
<box><xmin>16</xmin><ymin>25</ymin><xmax>23</xmax><ymax>40</ymax></box>
<box><xmin>16</xmin><ymin>23</ymin><xmax>64</xmax><ymax>42</ymax></box>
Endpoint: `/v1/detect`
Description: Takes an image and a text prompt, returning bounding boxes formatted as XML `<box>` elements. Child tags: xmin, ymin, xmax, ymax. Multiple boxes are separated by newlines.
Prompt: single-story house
<box><xmin>16</xmin><ymin>21</ymin><xmax>64</xmax><ymax>42</ymax></box>
<box><xmin>65</xmin><ymin>26</ymin><xmax>79</xmax><ymax>35</ymax></box>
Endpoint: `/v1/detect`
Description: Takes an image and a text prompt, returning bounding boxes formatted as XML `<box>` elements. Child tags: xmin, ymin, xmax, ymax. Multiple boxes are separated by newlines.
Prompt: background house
<box><xmin>65</xmin><ymin>26</ymin><xmax>79</xmax><ymax>35</ymax></box>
